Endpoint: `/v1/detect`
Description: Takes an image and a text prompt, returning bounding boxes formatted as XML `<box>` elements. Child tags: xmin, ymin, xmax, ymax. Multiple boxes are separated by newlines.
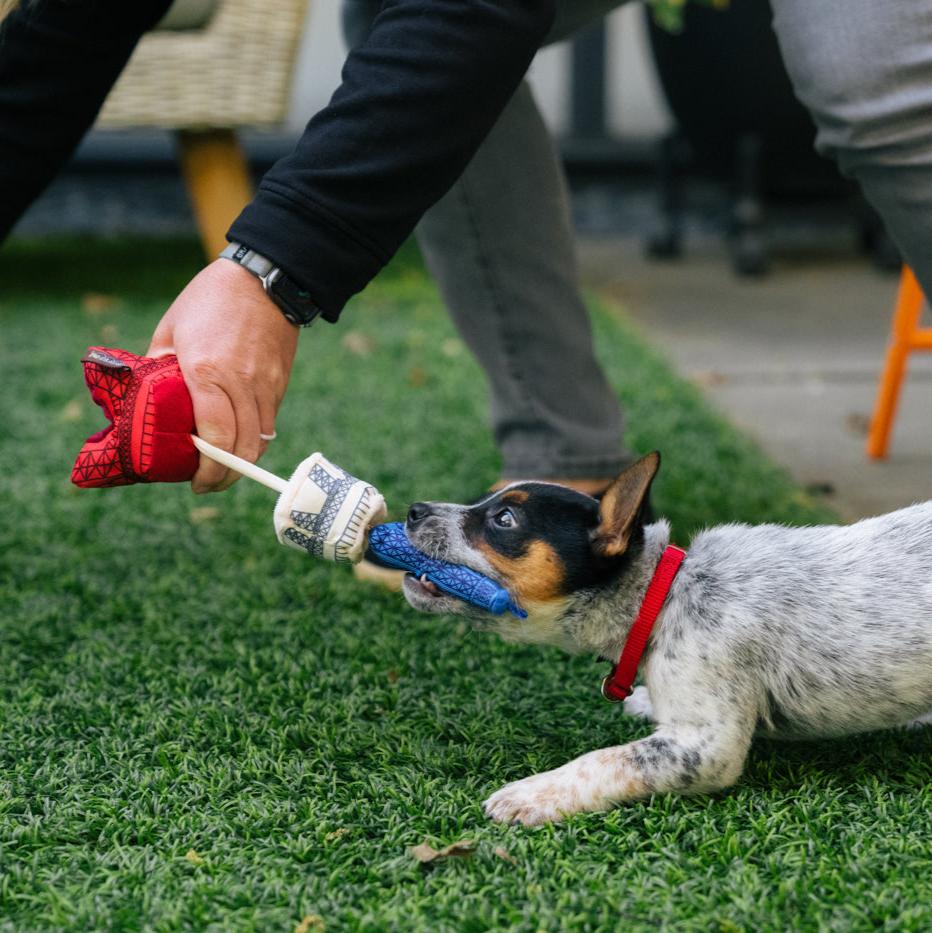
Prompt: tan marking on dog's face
<box><xmin>493</xmin><ymin>596</ymin><xmax>576</xmax><ymax>651</ymax></box>
<box><xmin>500</xmin><ymin>490</ymin><xmax>529</xmax><ymax>506</ymax></box>
<box><xmin>477</xmin><ymin>538</ymin><xmax>566</xmax><ymax>603</ymax></box>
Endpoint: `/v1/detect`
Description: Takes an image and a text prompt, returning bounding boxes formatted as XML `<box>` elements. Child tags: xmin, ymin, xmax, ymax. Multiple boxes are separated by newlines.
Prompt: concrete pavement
<box><xmin>579</xmin><ymin>234</ymin><xmax>932</xmax><ymax>520</ymax></box>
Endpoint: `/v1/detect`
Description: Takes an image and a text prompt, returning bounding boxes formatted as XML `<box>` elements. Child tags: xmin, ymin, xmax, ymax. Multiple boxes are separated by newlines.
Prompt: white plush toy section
<box><xmin>274</xmin><ymin>453</ymin><xmax>386</xmax><ymax>563</ymax></box>
<box><xmin>191</xmin><ymin>436</ymin><xmax>386</xmax><ymax>564</ymax></box>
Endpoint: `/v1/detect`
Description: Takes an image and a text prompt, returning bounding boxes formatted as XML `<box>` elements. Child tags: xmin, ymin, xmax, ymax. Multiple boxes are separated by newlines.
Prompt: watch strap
<box><xmin>220</xmin><ymin>242</ymin><xmax>275</xmax><ymax>279</ymax></box>
<box><xmin>220</xmin><ymin>242</ymin><xmax>321</xmax><ymax>327</ymax></box>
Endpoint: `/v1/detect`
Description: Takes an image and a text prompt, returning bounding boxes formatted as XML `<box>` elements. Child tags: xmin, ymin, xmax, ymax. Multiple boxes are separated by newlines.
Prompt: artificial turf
<box><xmin>1</xmin><ymin>238</ymin><xmax>929</xmax><ymax>932</ymax></box>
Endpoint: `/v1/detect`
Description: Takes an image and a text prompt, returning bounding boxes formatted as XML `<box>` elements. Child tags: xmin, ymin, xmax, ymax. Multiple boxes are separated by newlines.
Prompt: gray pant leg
<box><xmin>343</xmin><ymin>0</ymin><xmax>628</xmax><ymax>479</ymax></box>
<box><xmin>772</xmin><ymin>0</ymin><xmax>932</xmax><ymax>299</ymax></box>
<box><xmin>415</xmin><ymin>80</ymin><xmax>626</xmax><ymax>478</ymax></box>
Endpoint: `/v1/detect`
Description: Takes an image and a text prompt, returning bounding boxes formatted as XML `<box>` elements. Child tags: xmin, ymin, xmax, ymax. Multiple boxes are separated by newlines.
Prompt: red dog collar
<box><xmin>601</xmin><ymin>544</ymin><xmax>687</xmax><ymax>702</ymax></box>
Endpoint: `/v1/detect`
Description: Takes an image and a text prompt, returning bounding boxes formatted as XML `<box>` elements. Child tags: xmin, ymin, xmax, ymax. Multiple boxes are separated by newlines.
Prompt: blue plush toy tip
<box><xmin>366</xmin><ymin>523</ymin><xmax>526</xmax><ymax>618</ymax></box>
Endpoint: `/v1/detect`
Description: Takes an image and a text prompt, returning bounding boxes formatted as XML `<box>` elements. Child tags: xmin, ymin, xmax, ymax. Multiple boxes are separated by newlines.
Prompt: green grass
<box><xmin>1</xmin><ymin>238</ymin><xmax>929</xmax><ymax>932</ymax></box>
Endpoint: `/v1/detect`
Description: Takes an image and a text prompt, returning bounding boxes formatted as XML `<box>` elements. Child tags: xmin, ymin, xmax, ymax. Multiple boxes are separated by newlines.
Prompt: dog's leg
<box><xmin>622</xmin><ymin>686</ymin><xmax>655</xmax><ymax>721</ymax></box>
<box><xmin>906</xmin><ymin>710</ymin><xmax>932</xmax><ymax>729</ymax></box>
<box><xmin>484</xmin><ymin>720</ymin><xmax>754</xmax><ymax>826</ymax></box>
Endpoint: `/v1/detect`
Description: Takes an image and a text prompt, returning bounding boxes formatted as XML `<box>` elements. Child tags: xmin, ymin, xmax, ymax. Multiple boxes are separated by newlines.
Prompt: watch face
<box><xmin>271</xmin><ymin>272</ymin><xmax>321</xmax><ymax>326</ymax></box>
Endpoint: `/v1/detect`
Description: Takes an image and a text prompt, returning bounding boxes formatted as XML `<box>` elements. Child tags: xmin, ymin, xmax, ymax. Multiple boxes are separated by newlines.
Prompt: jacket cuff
<box><xmin>227</xmin><ymin>186</ymin><xmax>388</xmax><ymax>323</ymax></box>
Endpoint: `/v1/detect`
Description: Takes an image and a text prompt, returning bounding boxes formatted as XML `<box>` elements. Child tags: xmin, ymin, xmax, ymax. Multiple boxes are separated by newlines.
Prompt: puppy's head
<box><xmin>401</xmin><ymin>452</ymin><xmax>660</xmax><ymax>648</ymax></box>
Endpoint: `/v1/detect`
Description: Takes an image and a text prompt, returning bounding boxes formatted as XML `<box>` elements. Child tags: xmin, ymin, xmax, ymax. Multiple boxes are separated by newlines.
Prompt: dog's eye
<box><xmin>493</xmin><ymin>508</ymin><xmax>516</xmax><ymax>528</ymax></box>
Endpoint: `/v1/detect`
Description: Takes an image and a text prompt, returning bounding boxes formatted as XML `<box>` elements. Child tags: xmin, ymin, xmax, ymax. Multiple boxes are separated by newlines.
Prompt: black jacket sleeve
<box><xmin>227</xmin><ymin>0</ymin><xmax>556</xmax><ymax>322</ymax></box>
<box><xmin>0</xmin><ymin>0</ymin><xmax>173</xmax><ymax>241</ymax></box>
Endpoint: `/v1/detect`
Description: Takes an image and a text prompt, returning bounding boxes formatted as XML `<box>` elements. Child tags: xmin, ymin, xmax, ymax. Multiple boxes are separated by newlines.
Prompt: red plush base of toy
<box><xmin>71</xmin><ymin>347</ymin><xmax>198</xmax><ymax>487</ymax></box>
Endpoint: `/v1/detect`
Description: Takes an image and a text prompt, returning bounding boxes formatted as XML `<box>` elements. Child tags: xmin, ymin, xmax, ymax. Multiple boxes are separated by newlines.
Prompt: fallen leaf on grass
<box><xmin>341</xmin><ymin>330</ymin><xmax>376</xmax><ymax>356</ymax></box>
<box><xmin>184</xmin><ymin>849</ymin><xmax>204</xmax><ymax>866</ymax></box>
<box><xmin>386</xmin><ymin>669</ymin><xmax>399</xmax><ymax>684</ymax></box>
<box><xmin>325</xmin><ymin>828</ymin><xmax>349</xmax><ymax>843</ymax></box>
<box><xmin>190</xmin><ymin>506</ymin><xmax>221</xmax><ymax>524</ymax></box>
<box><xmin>494</xmin><ymin>846</ymin><xmax>517</xmax><ymax>865</ymax></box>
<box><xmin>295</xmin><ymin>915</ymin><xmax>325</xmax><ymax>933</ymax></box>
<box><xmin>409</xmin><ymin>839</ymin><xmax>477</xmax><ymax>864</ymax></box>
<box><xmin>59</xmin><ymin>398</ymin><xmax>84</xmax><ymax>423</ymax></box>
<box><xmin>716</xmin><ymin>920</ymin><xmax>743</xmax><ymax>933</ymax></box>
<box><xmin>81</xmin><ymin>292</ymin><xmax>118</xmax><ymax>315</ymax></box>
<box><xmin>408</xmin><ymin>366</ymin><xmax>429</xmax><ymax>387</ymax></box>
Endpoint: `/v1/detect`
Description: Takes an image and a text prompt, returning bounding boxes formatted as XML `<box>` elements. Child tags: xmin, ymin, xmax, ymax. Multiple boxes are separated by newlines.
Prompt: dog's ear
<box><xmin>591</xmin><ymin>451</ymin><xmax>660</xmax><ymax>559</ymax></box>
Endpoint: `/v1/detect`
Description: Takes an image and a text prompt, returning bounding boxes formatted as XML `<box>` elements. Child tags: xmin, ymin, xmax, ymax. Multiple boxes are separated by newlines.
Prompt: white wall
<box><xmin>286</xmin><ymin>0</ymin><xmax>672</xmax><ymax>139</ymax></box>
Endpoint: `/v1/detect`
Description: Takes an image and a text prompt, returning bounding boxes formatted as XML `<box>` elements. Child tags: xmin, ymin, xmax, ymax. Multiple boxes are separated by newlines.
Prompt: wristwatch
<box><xmin>220</xmin><ymin>242</ymin><xmax>322</xmax><ymax>327</ymax></box>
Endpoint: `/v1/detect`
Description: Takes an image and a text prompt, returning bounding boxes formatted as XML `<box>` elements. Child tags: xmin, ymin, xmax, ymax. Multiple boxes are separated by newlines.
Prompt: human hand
<box><xmin>147</xmin><ymin>258</ymin><xmax>299</xmax><ymax>493</ymax></box>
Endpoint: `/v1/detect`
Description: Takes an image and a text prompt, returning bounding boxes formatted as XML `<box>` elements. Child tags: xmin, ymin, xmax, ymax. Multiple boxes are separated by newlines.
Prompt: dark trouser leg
<box><xmin>343</xmin><ymin>0</ymin><xmax>629</xmax><ymax>479</ymax></box>
<box><xmin>0</xmin><ymin>0</ymin><xmax>172</xmax><ymax>241</ymax></box>
<box><xmin>415</xmin><ymin>80</ymin><xmax>627</xmax><ymax>478</ymax></box>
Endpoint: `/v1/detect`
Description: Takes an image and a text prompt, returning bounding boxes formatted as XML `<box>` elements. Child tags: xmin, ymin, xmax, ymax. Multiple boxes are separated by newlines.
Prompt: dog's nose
<box><xmin>407</xmin><ymin>502</ymin><xmax>433</xmax><ymax>527</ymax></box>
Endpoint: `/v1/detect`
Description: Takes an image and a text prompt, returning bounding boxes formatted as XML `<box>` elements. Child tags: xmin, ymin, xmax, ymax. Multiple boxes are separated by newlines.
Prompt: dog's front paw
<box><xmin>623</xmin><ymin>686</ymin><xmax>654</xmax><ymax>721</ymax></box>
<box><xmin>484</xmin><ymin>768</ymin><xmax>588</xmax><ymax>826</ymax></box>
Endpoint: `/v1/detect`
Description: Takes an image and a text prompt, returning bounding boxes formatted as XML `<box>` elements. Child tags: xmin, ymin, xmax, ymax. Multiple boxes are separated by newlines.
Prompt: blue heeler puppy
<box><xmin>400</xmin><ymin>452</ymin><xmax>932</xmax><ymax>825</ymax></box>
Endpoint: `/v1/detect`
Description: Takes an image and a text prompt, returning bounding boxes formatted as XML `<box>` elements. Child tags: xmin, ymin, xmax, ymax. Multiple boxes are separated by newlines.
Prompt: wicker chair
<box><xmin>97</xmin><ymin>0</ymin><xmax>310</xmax><ymax>258</ymax></box>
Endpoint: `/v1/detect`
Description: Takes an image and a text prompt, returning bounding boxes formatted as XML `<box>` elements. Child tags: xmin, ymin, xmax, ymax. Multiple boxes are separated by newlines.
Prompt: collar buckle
<box><xmin>600</xmin><ymin>673</ymin><xmax>631</xmax><ymax>703</ymax></box>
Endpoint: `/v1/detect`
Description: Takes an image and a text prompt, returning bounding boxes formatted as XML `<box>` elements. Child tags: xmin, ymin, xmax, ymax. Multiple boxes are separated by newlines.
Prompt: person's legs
<box><xmin>772</xmin><ymin>0</ymin><xmax>932</xmax><ymax>300</ymax></box>
<box><xmin>344</xmin><ymin>0</ymin><xmax>630</xmax><ymax>487</ymax></box>
<box><xmin>416</xmin><ymin>79</ymin><xmax>627</xmax><ymax>485</ymax></box>
<box><xmin>0</xmin><ymin>0</ymin><xmax>173</xmax><ymax>241</ymax></box>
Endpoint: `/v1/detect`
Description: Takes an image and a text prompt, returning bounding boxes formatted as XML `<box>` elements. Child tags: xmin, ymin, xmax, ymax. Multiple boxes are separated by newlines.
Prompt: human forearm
<box><xmin>228</xmin><ymin>0</ymin><xmax>556</xmax><ymax>321</ymax></box>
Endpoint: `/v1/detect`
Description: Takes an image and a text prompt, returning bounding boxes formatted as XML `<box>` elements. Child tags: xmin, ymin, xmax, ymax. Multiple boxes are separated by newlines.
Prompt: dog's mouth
<box><xmin>405</xmin><ymin>572</ymin><xmax>443</xmax><ymax>599</ymax></box>
<box><xmin>394</xmin><ymin>524</ymin><xmax>512</xmax><ymax>618</ymax></box>
<box><xmin>401</xmin><ymin>570</ymin><xmax>479</xmax><ymax>616</ymax></box>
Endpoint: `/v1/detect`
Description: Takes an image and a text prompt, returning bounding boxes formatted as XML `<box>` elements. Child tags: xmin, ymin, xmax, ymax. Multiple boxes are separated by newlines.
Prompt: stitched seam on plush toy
<box><xmin>117</xmin><ymin>359</ymin><xmax>165</xmax><ymax>483</ymax></box>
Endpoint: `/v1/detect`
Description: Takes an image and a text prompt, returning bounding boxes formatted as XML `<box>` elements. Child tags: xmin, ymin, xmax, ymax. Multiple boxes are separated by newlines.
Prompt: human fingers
<box><xmin>146</xmin><ymin>313</ymin><xmax>176</xmax><ymax>359</ymax></box>
<box><xmin>255</xmin><ymin>392</ymin><xmax>279</xmax><ymax>462</ymax></box>
<box><xmin>186</xmin><ymin>361</ymin><xmax>238</xmax><ymax>493</ymax></box>
<box><xmin>216</xmin><ymin>374</ymin><xmax>262</xmax><ymax>492</ymax></box>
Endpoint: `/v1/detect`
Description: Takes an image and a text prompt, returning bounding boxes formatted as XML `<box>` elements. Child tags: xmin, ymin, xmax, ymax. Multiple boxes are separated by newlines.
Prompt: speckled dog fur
<box><xmin>401</xmin><ymin>453</ymin><xmax>932</xmax><ymax>826</ymax></box>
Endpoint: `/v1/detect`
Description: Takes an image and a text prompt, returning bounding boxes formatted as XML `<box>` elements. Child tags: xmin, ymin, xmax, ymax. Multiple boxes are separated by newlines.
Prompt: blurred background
<box><xmin>15</xmin><ymin>2</ymin><xmax>675</xmax><ymax>240</ymax></box>
<box><xmin>14</xmin><ymin>0</ymin><xmax>887</xmax><ymax>253</ymax></box>
<box><xmin>8</xmin><ymin>0</ymin><xmax>932</xmax><ymax>518</ymax></box>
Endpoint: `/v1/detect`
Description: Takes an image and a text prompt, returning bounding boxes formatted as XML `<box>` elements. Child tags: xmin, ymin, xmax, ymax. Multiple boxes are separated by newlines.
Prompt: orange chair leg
<box><xmin>176</xmin><ymin>128</ymin><xmax>253</xmax><ymax>260</ymax></box>
<box><xmin>866</xmin><ymin>266</ymin><xmax>925</xmax><ymax>459</ymax></box>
